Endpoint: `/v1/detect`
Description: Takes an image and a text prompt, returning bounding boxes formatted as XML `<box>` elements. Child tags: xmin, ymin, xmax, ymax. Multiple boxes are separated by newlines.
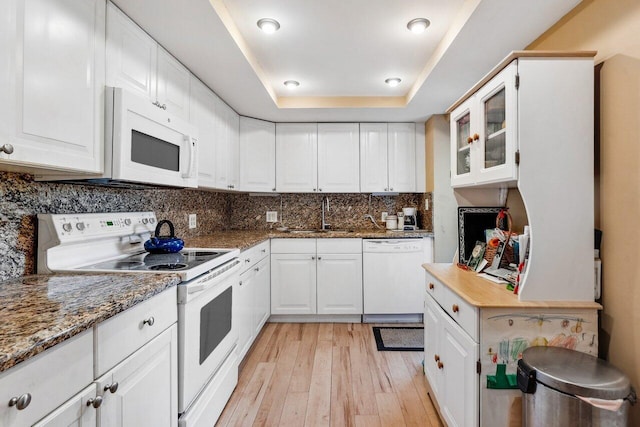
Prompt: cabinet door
<box><xmin>450</xmin><ymin>98</ymin><xmax>475</xmax><ymax>187</ymax></box>
<box><xmin>475</xmin><ymin>62</ymin><xmax>518</xmax><ymax>185</ymax></box>
<box><xmin>214</xmin><ymin>99</ymin><xmax>239</xmax><ymax>190</ymax></box>
<box><xmin>253</xmin><ymin>258</ymin><xmax>271</xmax><ymax>335</ymax></box>
<box><xmin>226</xmin><ymin>105</ymin><xmax>240</xmax><ymax>190</ymax></box>
<box><xmin>317</xmin><ymin>253</ymin><xmax>363</xmax><ymax>315</ymax></box>
<box><xmin>270</xmin><ymin>253</ymin><xmax>316</xmax><ymax>315</ymax></box>
<box><xmin>237</xmin><ymin>268</ymin><xmax>256</xmax><ymax>360</ymax></box>
<box><xmin>275</xmin><ymin>123</ymin><xmax>318</xmax><ymax>192</ymax></box>
<box><xmin>239</xmin><ymin>117</ymin><xmax>276</xmax><ymax>192</ymax></box>
<box><xmin>0</xmin><ymin>0</ymin><xmax>105</xmax><ymax>173</ymax></box>
<box><xmin>360</xmin><ymin>123</ymin><xmax>389</xmax><ymax>192</ymax></box>
<box><xmin>156</xmin><ymin>47</ymin><xmax>190</xmax><ymax>120</ymax></box>
<box><xmin>423</xmin><ymin>295</ymin><xmax>442</xmax><ymax>398</ymax></box>
<box><xmin>190</xmin><ymin>76</ymin><xmax>218</xmax><ymax>188</ymax></box>
<box><xmin>440</xmin><ymin>313</ymin><xmax>479</xmax><ymax>427</ymax></box>
<box><xmin>32</xmin><ymin>385</ymin><xmax>97</xmax><ymax>427</ymax></box>
<box><xmin>98</xmin><ymin>325</ymin><xmax>177</xmax><ymax>427</ymax></box>
<box><xmin>388</xmin><ymin>123</ymin><xmax>416</xmax><ymax>192</ymax></box>
<box><xmin>106</xmin><ymin>2</ymin><xmax>156</xmax><ymax>100</ymax></box>
<box><xmin>317</xmin><ymin>123</ymin><xmax>360</xmax><ymax>193</ymax></box>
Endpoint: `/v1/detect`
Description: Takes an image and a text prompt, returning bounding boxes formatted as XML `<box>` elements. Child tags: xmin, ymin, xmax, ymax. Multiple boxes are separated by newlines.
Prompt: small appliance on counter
<box><xmin>402</xmin><ymin>207</ymin><xmax>418</xmax><ymax>231</ymax></box>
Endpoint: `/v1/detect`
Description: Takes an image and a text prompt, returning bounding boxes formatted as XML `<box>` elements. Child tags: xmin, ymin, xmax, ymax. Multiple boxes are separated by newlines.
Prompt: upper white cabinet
<box><xmin>450</xmin><ymin>62</ymin><xmax>518</xmax><ymax>187</ymax></box>
<box><xmin>317</xmin><ymin>123</ymin><xmax>360</xmax><ymax>193</ymax></box>
<box><xmin>190</xmin><ymin>76</ymin><xmax>218</xmax><ymax>189</ymax></box>
<box><xmin>239</xmin><ymin>117</ymin><xmax>276</xmax><ymax>192</ymax></box>
<box><xmin>360</xmin><ymin>123</ymin><xmax>417</xmax><ymax>192</ymax></box>
<box><xmin>106</xmin><ymin>3</ymin><xmax>189</xmax><ymax>120</ymax></box>
<box><xmin>214</xmin><ymin>99</ymin><xmax>240</xmax><ymax>190</ymax></box>
<box><xmin>0</xmin><ymin>0</ymin><xmax>105</xmax><ymax>174</ymax></box>
<box><xmin>276</xmin><ymin>123</ymin><xmax>318</xmax><ymax>192</ymax></box>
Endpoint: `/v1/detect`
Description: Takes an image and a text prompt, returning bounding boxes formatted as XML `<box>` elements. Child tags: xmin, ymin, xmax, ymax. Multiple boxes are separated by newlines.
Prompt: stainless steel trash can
<box><xmin>517</xmin><ymin>347</ymin><xmax>636</xmax><ymax>427</ymax></box>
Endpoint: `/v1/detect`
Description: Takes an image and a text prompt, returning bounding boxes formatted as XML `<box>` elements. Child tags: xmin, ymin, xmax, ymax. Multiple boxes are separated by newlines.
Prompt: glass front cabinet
<box><xmin>450</xmin><ymin>61</ymin><xmax>519</xmax><ymax>187</ymax></box>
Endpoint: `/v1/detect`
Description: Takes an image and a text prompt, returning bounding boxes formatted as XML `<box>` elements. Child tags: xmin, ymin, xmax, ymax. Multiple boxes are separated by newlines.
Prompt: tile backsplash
<box><xmin>0</xmin><ymin>172</ymin><xmax>432</xmax><ymax>281</ymax></box>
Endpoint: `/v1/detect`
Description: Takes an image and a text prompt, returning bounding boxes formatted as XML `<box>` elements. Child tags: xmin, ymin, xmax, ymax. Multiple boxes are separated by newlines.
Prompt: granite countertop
<box><xmin>0</xmin><ymin>273</ymin><xmax>181</xmax><ymax>373</ymax></box>
<box><xmin>185</xmin><ymin>229</ymin><xmax>434</xmax><ymax>251</ymax></box>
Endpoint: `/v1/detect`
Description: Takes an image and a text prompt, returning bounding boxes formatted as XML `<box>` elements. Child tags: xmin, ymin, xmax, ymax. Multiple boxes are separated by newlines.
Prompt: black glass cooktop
<box><xmin>83</xmin><ymin>249</ymin><xmax>229</xmax><ymax>272</ymax></box>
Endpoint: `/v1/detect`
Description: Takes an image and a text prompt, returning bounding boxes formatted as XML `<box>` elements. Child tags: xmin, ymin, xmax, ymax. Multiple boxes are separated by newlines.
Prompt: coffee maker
<box><xmin>402</xmin><ymin>207</ymin><xmax>418</xmax><ymax>230</ymax></box>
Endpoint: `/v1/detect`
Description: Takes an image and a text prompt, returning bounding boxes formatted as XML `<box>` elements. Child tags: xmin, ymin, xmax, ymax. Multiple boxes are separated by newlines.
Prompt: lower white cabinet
<box><xmin>97</xmin><ymin>324</ymin><xmax>178</xmax><ymax>427</ymax></box>
<box><xmin>270</xmin><ymin>238</ymin><xmax>363</xmax><ymax>316</ymax></box>
<box><xmin>32</xmin><ymin>385</ymin><xmax>97</xmax><ymax>427</ymax></box>
<box><xmin>424</xmin><ymin>292</ymin><xmax>479</xmax><ymax>427</ymax></box>
<box><xmin>237</xmin><ymin>241</ymin><xmax>271</xmax><ymax>360</ymax></box>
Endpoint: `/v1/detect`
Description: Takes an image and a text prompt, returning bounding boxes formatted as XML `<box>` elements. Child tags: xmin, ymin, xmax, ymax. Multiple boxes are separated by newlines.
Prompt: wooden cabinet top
<box><xmin>423</xmin><ymin>263</ymin><xmax>602</xmax><ymax>309</ymax></box>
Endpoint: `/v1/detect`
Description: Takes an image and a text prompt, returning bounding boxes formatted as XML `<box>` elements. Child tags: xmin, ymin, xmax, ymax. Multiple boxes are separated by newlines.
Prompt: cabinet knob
<box><xmin>313</xmin><ymin>188</ymin><xmax>317</xmax><ymax>192</ymax></box>
<box><xmin>161</xmin><ymin>104</ymin><xmax>167</xmax><ymax>110</ymax></box>
<box><xmin>245</xmin><ymin>258</ymin><xmax>251</xmax><ymax>263</ymax></box>
<box><xmin>467</xmin><ymin>136</ymin><xmax>473</xmax><ymax>144</ymax></box>
<box><xmin>239</xmin><ymin>280</ymin><xmax>243</xmax><ymax>286</ymax></box>
<box><xmin>452</xmin><ymin>304</ymin><xmax>459</xmax><ymax>313</ymax></box>
<box><xmin>261</xmin><ymin>249</ymin><xmax>267</xmax><ymax>253</ymax></box>
<box><xmin>473</xmin><ymin>133</ymin><xmax>480</xmax><ymax>141</ymax></box>
<box><xmin>143</xmin><ymin>317</ymin><xmax>155</xmax><ymax>326</ymax></box>
<box><xmin>272</xmin><ymin>188</ymin><xmax>276</xmax><ymax>192</ymax></box>
<box><xmin>319</xmin><ymin>188</ymin><xmax>322</xmax><ymax>192</ymax></box>
<box><xmin>428</xmin><ymin>283</ymin><xmax>435</xmax><ymax>290</ymax></box>
<box><xmin>8</xmin><ymin>393</ymin><xmax>31</xmax><ymax>410</ymax></box>
<box><xmin>384</xmin><ymin>188</ymin><xmax>389</xmax><ymax>191</ymax></box>
<box><xmin>317</xmin><ymin>256</ymin><xmax>322</xmax><ymax>260</ymax></box>
<box><xmin>434</xmin><ymin>354</ymin><xmax>440</xmax><ymax>362</ymax></box>
<box><xmin>311</xmin><ymin>256</ymin><xmax>315</xmax><ymax>260</ymax></box>
<box><xmin>104</xmin><ymin>382</ymin><xmax>119</xmax><ymax>394</ymax></box>
<box><xmin>1</xmin><ymin>144</ymin><xmax>14</xmax><ymax>155</ymax></box>
<box><xmin>437</xmin><ymin>361</ymin><xmax>444</xmax><ymax>370</ymax></box>
<box><xmin>254</xmin><ymin>267</ymin><xmax>260</xmax><ymax>272</ymax></box>
<box><xmin>389</xmin><ymin>187</ymin><xmax>393</xmax><ymax>191</ymax></box>
<box><xmin>86</xmin><ymin>396</ymin><xmax>103</xmax><ymax>409</ymax></box>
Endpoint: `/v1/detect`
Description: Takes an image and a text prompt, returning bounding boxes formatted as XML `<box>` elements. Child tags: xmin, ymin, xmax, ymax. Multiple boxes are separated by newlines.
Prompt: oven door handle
<box><xmin>186</xmin><ymin>260</ymin><xmax>240</xmax><ymax>295</ymax></box>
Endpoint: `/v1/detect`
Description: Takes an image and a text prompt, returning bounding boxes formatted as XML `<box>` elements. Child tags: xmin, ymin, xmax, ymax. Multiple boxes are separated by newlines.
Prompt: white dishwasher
<box><xmin>363</xmin><ymin>238</ymin><xmax>430</xmax><ymax>318</ymax></box>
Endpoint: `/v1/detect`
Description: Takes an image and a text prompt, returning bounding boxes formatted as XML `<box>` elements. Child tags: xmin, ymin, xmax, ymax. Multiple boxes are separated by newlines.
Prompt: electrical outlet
<box><xmin>425</xmin><ymin>199</ymin><xmax>429</xmax><ymax>211</ymax></box>
<box><xmin>188</xmin><ymin>214</ymin><xmax>197</xmax><ymax>229</ymax></box>
<box><xmin>381</xmin><ymin>212</ymin><xmax>388</xmax><ymax>222</ymax></box>
<box><xmin>266</xmin><ymin>211</ymin><xmax>278</xmax><ymax>223</ymax></box>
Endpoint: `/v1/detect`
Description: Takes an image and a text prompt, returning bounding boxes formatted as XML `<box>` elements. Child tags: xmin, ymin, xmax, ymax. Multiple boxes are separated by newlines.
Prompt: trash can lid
<box><xmin>520</xmin><ymin>347</ymin><xmax>631</xmax><ymax>400</ymax></box>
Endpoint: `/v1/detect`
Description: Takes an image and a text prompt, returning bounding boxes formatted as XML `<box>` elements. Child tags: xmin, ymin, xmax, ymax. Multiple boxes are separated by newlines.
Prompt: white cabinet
<box><xmin>0</xmin><ymin>0</ymin><xmax>105</xmax><ymax>174</ymax></box>
<box><xmin>214</xmin><ymin>99</ymin><xmax>240</xmax><ymax>190</ymax></box>
<box><xmin>360</xmin><ymin>123</ymin><xmax>417</xmax><ymax>192</ymax></box>
<box><xmin>239</xmin><ymin>117</ymin><xmax>276</xmax><ymax>192</ymax></box>
<box><xmin>106</xmin><ymin>3</ymin><xmax>190</xmax><ymax>120</ymax></box>
<box><xmin>237</xmin><ymin>241</ymin><xmax>271</xmax><ymax>360</ymax></box>
<box><xmin>97</xmin><ymin>325</ymin><xmax>178</xmax><ymax>427</ymax></box>
<box><xmin>270</xmin><ymin>238</ymin><xmax>363</xmax><ymax>316</ymax></box>
<box><xmin>450</xmin><ymin>62</ymin><xmax>518</xmax><ymax>187</ymax></box>
<box><xmin>275</xmin><ymin>123</ymin><xmax>318</xmax><ymax>192</ymax></box>
<box><xmin>190</xmin><ymin>76</ymin><xmax>219</xmax><ymax>188</ymax></box>
<box><xmin>423</xmin><ymin>295</ymin><xmax>442</xmax><ymax>398</ymax></box>
<box><xmin>271</xmin><ymin>253</ymin><xmax>317</xmax><ymax>315</ymax></box>
<box><xmin>32</xmin><ymin>385</ymin><xmax>97</xmax><ymax>427</ymax></box>
<box><xmin>317</xmin><ymin>123</ymin><xmax>360</xmax><ymax>193</ymax></box>
<box><xmin>316</xmin><ymin>239</ymin><xmax>363</xmax><ymax>315</ymax></box>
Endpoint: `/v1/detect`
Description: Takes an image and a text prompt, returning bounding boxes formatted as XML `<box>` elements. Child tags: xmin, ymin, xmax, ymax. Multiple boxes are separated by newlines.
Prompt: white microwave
<box><xmin>38</xmin><ymin>87</ymin><xmax>198</xmax><ymax>188</ymax></box>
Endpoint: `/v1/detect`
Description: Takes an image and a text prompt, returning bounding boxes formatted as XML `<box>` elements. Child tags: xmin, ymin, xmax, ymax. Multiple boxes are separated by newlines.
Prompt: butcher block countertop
<box><xmin>423</xmin><ymin>263</ymin><xmax>602</xmax><ymax>309</ymax></box>
<box><xmin>0</xmin><ymin>273</ymin><xmax>180</xmax><ymax>373</ymax></box>
<box><xmin>185</xmin><ymin>229</ymin><xmax>433</xmax><ymax>251</ymax></box>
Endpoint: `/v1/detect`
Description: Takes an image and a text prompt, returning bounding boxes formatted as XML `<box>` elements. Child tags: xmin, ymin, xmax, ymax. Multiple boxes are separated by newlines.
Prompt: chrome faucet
<box><xmin>321</xmin><ymin>196</ymin><xmax>330</xmax><ymax>230</ymax></box>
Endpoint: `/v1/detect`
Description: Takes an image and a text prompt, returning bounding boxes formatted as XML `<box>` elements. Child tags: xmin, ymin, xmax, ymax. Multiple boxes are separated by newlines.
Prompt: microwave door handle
<box><xmin>182</xmin><ymin>135</ymin><xmax>197</xmax><ymax>179</ymax></box>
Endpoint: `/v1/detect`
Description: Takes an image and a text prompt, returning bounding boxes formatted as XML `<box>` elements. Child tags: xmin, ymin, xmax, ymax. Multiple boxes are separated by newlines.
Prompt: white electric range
<box><xmin>37</xmin><ymin>212</ymin><xmax>241</xmax><ymax>427</ymax></box>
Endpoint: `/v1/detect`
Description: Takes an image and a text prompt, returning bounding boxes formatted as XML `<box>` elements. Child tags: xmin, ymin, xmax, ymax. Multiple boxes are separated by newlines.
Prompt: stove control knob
<box><xmin>124</xmin><ymin>218</ymin><xmax>131</xmax><ymax>226</ymax></box>
<box><xmin>142</xmin><ymin>218</ymin><xmax>148</xmax><ymax>224</ymax></box>
<box><xmin>149</xmin><ymin>218</ymin><xmax>156</xmax><ymax>224</ymax></box>
<box><xmin>75</xmin><ymin>222</ymin><xmax>85</xmax><ymax>231</ymax></box>
<box><xmin>62</xmin><ymin>223</ymin><xmax>72</xmax><ymax>232</ymax></box>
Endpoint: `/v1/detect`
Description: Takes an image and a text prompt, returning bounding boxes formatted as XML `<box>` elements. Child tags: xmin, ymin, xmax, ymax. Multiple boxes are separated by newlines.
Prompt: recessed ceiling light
<box><xmin>407</xmin><ymin>18</ymin><xmax>430</xmax><ymax>34</ymax></box>
<box><xmin>284</xmin><ymin>80</ymin><xmax>300</xmax><ymax>89</ymax></box>
<box><xmin>385</xmin><ymin>78</ymin><xmax>401</xmax><ymax>87</ymax></box>
<box><xmin>257</xmin><ymin>18</ymin><xmax>280</xmax><ymax>34</ymax></box>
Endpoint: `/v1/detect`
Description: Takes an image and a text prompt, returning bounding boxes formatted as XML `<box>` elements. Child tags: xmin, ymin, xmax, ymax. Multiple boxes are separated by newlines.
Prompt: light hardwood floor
<box><xmin>216</xmin><ymin>323</ymin><xmax>444</xmax><ymax>427</ymax></box>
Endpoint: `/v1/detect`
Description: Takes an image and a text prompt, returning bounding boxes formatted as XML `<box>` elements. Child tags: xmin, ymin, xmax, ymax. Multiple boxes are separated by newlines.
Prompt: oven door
<box><xmin>177</xmin><ymin>260</ymin><xmax>240</xmax><ymax>413</ymax></box>
<box><xmin>107</xmin><ymin>87</ymin><xmax>198</xmax><ymax>188</ymax></box>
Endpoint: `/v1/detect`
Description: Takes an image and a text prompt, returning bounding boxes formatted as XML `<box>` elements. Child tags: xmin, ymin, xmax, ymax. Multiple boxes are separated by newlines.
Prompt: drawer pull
<box><xmin>86</xmin><ymin>396</ymin><xmax>103</xmax><ymax>409</ymax></box>
<box><xmin>143</xmin><ymin>317</ymin><xmax>155</xmax><ymax>326</ymax></box>
<box><xmin>434</xmin><ymin>354</ymin><xmax>440</xmax><ymax>362</ymax></box>
<box><xmin>261</xmin><ymin>249</ymin><xmax>267</xmax><ymax>253</ymax></box>
<box><xmin>452</xmin><ymin>304</ymin><xmax>459</xmax><ymax>313</ymax></box>
<box><xmin>254</xmin><ymin>267</ymin><xmax>260</xmax><ymax>272</ymax></box>
<box><xmin>467</xmin><ymin>136</ymin><xmax>473</xmax><ymax>144</ymax></box>
<box><xmin>473</xmin><ymin>133</ymin><xmax>480</xmax><ymax>141</ymax></box>
<box><xmin>245</xmin><ymin>258</ymin><xmax>251</xmax><ymax>263</ymax></box>
<box><xmin>8</xmin><ymin>393</ymin><xmax>31</xmax><ymax>410</ymax></box>
<box><xmin>428</xmin><ymin>283</ymin><xmax>435</xmax><ymax>290</ymax></box>
<box><xmin>437</xmin><ymin>361</ymin><xmax>444</xmax><ymax>370</ymax></box>
<box><xmin>104</xmin><ymin>382</ymin><xmax>119</xmax><ymax>394</ymax></box>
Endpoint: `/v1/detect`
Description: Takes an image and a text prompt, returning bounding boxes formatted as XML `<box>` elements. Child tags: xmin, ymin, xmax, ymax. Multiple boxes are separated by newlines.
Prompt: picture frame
<box><xmin>457</xmin><ymin>207</ymin><xmax>503</xmax><ymax>264</ymax></box>
<box><xmin>466</xmin><ymin>240</ymin><xmax>487</xmax><ymax>271</ymax></box>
